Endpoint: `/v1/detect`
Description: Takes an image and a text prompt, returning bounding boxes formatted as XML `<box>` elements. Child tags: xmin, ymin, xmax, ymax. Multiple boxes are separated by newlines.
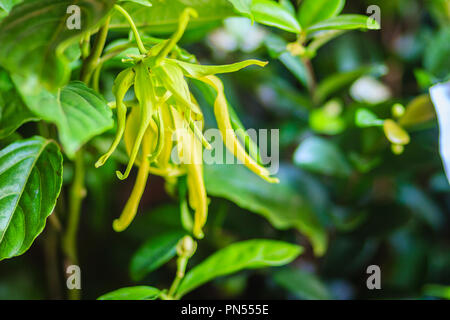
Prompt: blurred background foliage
<box><xmin>0</xmin><ymin>0</ymin><xmax>449</xmax><ymax>300</ymax></box>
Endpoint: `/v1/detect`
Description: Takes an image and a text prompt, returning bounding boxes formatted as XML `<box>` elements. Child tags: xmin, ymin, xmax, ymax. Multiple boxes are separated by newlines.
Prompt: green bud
<box><xmin>392</xmin><ymin>103</ymin><xmax>405</xmax><ymax>119</ymax></box>
<box><xmin>176</xmin><ymin>236</ymin><xmax>197</xmax><ymax>258</ymax></box>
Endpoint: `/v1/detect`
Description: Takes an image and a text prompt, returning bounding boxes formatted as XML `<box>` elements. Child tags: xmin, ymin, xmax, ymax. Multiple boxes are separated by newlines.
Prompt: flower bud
<box><xmin>176</xmin><ymin>236</ymin><xmax>197</xmax><ymax>258</ymax></box>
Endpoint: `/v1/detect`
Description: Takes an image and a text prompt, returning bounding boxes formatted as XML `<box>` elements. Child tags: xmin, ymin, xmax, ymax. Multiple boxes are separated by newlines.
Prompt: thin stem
<box><xmin>62</xmin><ymin>150</ymin><xmax>86</xmax><ymax>300</ymax></box>
<box><xmin>302</xmin><ymin>57</ymin><xmax>318</xmax><ymax>105</ymax></box>
<box><xmin>80</xmin><ymin>32</ymin><xmax>91</xmax><ymax>59</ymax></box>
<box><xmin>114</xmin><ymin>4</ymin><xmax>146</xmax><ymax>54</ymax></box>
<box><xmin>80</xmin><ymin>15</ymin><xmax>111</xmax><ymax>84</ymax></box>
<box><xmin>168</xmin><ymin>256</ymin><xmax>189</xmax><ymax>299</ymax></box>
<box><xmin>43</xmin><ymin>222</ymin><xmax>62</xmax><ymax>299</ymax></box>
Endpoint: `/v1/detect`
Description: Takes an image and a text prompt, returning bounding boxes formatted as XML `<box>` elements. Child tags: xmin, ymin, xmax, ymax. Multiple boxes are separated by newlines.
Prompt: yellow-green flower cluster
<box><xmin>96</xmin><ymin>8</ymin><xmax>278</xmax><ymax>238</ymax></box>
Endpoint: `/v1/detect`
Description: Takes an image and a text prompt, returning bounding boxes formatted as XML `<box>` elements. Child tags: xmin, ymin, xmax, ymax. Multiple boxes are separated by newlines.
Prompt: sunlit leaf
<box><xmin>251</xmin><ymin>0</ymin><xmax>301</xmax><ymax>33</ymax></box>
<box><xmin>227</xmin><ymin>0</ymin><xmax>252</xmax><ymax>20</ymax></box>
<box><xmin>355</xmin><ymin>108</ymin><xmax>383</xmax><ymax>127</ymax></box>
<box><xmin>110</xmin><ymin>0</ymin><xmax>235</xmax><ymax>33</ymax></box>
<box><xmin>307</xmin><ymin>14</ymin><xmax>380</xmax><ymax>33</ymax></box>
<box><xmin>298</xmin><ymin>0</ymin><xmax>345</xmax><ymax>28</ymax></box>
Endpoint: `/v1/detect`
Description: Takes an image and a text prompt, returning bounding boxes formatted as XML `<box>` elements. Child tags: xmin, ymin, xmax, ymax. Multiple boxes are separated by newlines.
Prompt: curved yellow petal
<box><xmin>96</xmin><ymin>67</ymin><xmax>135</xmax><ymax>168</ymax></box>
<box><xmin>198</xmin><ymin>75</ymin><xmax>279</xmax><ymax>183</ymax></box>
<box><xmin>113</xmin><ymin>130</ymin><xmax>151</xmax><ymax>232</ymax></box>
<box><xmin>153</xmin><ymin>8</ymin><xmax>198</xmax><ymax>66</ymax></box>
<box><xmin>117</xmin><ymin>63</ymin><xmax>155</xmax><ymax>180</ymax></box>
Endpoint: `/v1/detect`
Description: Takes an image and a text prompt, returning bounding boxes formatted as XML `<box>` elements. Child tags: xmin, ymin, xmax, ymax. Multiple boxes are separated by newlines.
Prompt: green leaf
<box><xmin>279</xmin><ymin>0</ymin><xmax>295</xmax><ymax>15</ymax></box>
<box><xmin>423</xmin><ymin>284</ymin><xmax>450</xmax><ymax>300</ymax></box>
<box><xmin>315</xmin><ymin>64</ymin><xmax>387</xmax><ymax>103</ymax></box>
<box><xmin>307</xmin><ymin>14</ymin><xmax>380</xmax><ymax>33</ymax></box>
<box><xmin>397</xmin><ymin>184</ymin><xmax>443</xmax><ymax>230</ymax></box>
<box><xmin>12</xmin><ymin>78</ymin><xmax>113</xmax><ymax>158</ymax></box>
<box><xmin>0</xmin><ymin>0</ymin><xmax>115</xmax><ymax>90</ymax></box>
<box><xmin>227</xmin><ymin>0</ymin><xmax>253</xmax><ymax>20</ymax></box>
<box><xmin>309</xmin><ymin>100</ymin><xmax>346</xmax><ymax>135</ymax></box>
<box><xmin>130</xmin><ymin>231</ymin><xmax>185</xmax><ymax>281</ymax></box>
<box><xmin>119</xmin><ymin>0</ymin><xmax>152</xmax><ymax>7</ymax></box>
<box><xmin>298</xmin><ymin>0</ymin><xmax>345</xmax><ymax>28</ymax></box>
<box><xmin>293</xmin><ymin>136</ymin><xmax>352</xmax><ymax>177</ymax></box>
<box><xmin>274</xmin><ymin>267</ymin><xmax>332</xmax><ymax>300</ymax></box>
<box><xmin>0</xmin><ymin>0</ymin><xmax>22</xmax><ymax>13</ymax></box>
<box><xmin>177</xmin><ymin>239</ymin><xmax>303</xmax><ymax>297</ymax></box>
<box><xmin>424</xmin><ymin>27</ymin><xmax>450</xmax><ymax>79</ymax></box>
<box><xmin>204</xmin><ymin>163</ymin><xmax>328</xmax><ymax>256</ymax></box>
<box><xmin>355</xmin><ymin>108</ymin><xmax>383</xmax><ymax>127</ymax></box>
<box><xmin>0</xmin><ymin>136</ymin><xmax>63</xmax><ymax>260</ymax></box>
<box><xmin>0</xmin><ymin>68</ymin><xmax>38</xmax><ymax>138</ymax></box>
<box><xmin>98</xmin><ymin>286</ymin><xmax>160</xmax><ymax>300</ymax></box>
<box><xmin>251</xmin><ymin>0</ymin><xmax>301</xmax><ymax>33</ymax></box>
<box><xmin>430</xmin><ymin>81</ymin><xmax>450</xmax><ymax>184</ymax></box>
<box><xmin>110</xmin><ymin>0</ymin><xmax>235</xmax><ymax>33</ymax></box>
<box><xmin>264</xmin><ymin>33</ymin><xmax>310</xmax><ymax>88</ymax></box>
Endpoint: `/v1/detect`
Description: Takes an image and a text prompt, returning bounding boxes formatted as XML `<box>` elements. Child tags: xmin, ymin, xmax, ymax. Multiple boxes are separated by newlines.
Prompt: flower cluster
<box><xmin>96</xmin><ymin>8</ymin><xmax>278</xmax><ymax>238</ymax></box>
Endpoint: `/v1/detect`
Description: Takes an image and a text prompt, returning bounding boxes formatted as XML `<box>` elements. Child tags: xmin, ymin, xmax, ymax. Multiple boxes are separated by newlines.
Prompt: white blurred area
<box><xmin>207</xmin><ymin>17</ymin><xmax>266</xmax><ymax>58</ymax></box>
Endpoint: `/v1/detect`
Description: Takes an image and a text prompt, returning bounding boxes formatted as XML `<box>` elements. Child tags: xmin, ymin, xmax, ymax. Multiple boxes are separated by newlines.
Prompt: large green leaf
<box><xmin>129</xmin><ymin>231</ymin><xmax>185</xmax><ymax>281</ymax></box>
<box><xmin>307</xmin><ymin>14</ymin><xmax>380</xmax><ymax>33</ymax></box>
<box><xmin>177</xmin><ymin>239</ymin><xmax>302</xmax><ymax>297</ymax></box>
<box><xmin>251</xmin><ymin>0</ymin><xmax>301</xmax><ymax>33</ymax></box>
<box><xmin>13</xmin><ymin>78</ymin><xmax>113</xmax><ymax>158</ymax></box>
<box><xmin>293</xmin><ymin>136</ymin><xmax>352</xmax><ymax>178</ymax></box>
<box><xmin>0</xmin><ymin>68</ymin><xmax>38</xmax><ymax>138</ymax></box>
<box><xmin>204</xmin><ymin>162</ymin><xmax>328</xmax><ymax>256</ymax></box>
<box><xmin>0</xmin><ymin>0</ymin><xmax>115</xmax><ymax>90</ymax></box>
<box><xmin>110</xmin><ymin>0</ymin><xmax>235</xmax><ymax>33</ymax></box>
<box><xmin>298</xmin><ymin>0</ymin><xmax>345</xmax><ymax>28</ymax></box>
<box><xmin>0</xmin><ymin>136</ymin><xmax>63</xmax><ymax>260</ymax></box>
<box><xmin>273</xmin><ymin>267</ymin><xmax>332</xmax><ymax>300</ymax></box>
<box><xmin>98</xmin><ymin>286</ymin><xmax>160</xmax><ymax>300</ymax></box>
<box><xmin>227</xmin><ymin>0</ymin><xmax>252</xmax><ymax>20</ymax></box>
